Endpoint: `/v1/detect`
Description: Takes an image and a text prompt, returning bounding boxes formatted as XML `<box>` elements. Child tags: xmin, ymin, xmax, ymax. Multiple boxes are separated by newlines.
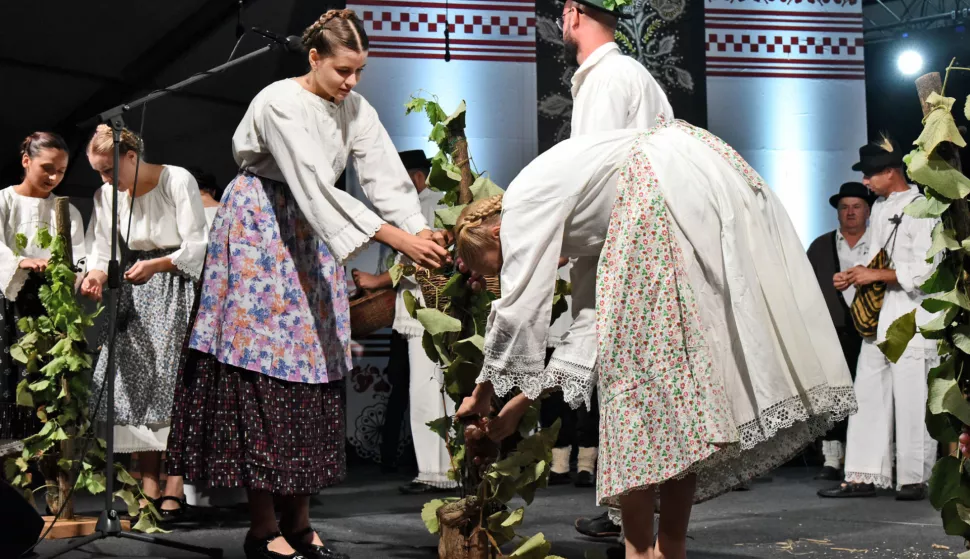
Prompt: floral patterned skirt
<box><xmin>596</xmin><ymin>121</ymin><xmax>857</xmax><ymax>507</ymax></box>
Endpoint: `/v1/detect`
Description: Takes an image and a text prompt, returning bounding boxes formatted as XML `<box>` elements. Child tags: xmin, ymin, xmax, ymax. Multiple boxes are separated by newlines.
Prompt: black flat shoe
<box><xmin>896</xmin><ymin>483</ymin><xmax>928</xmax><ymax>501</ymax></box>
<box><xmin>574</xmin><ymin>511</ymin><xmax>621</xmax><ymax>538</ymax></box>
<box><xmin>817</xmin><ymin>482</ymin><xmax>876</xmax><ymax>498</ymax></box>
<box><xmin>548</xmin><ymin>471</ymin><xmax>571</xmax><ymax>486</ymax></box>
<box><xmin>283</xmin><ymin>527</ymin><xmax>349</xmax><ymax>559</ymax></box>
<box><xmin>244</xmin><ymin>532</ymin><xmax>306</xmax><ymax>559</ymax></box>
<box><xmin>398</xmin><ymin>481</ymin><xmax>454</xmax><ymax>495</ymax></box>
<box><xmin>814</xmin><ymin>466</ymin><xmax>842</xmax><ymax>481</ymax></box>
<box><xmin>155</xmin><ymin>496</ymin><xmax>190</xmax><ymax>523</ymax></box>
<box><xmin>574</xmin><ymin>471</ymin><xmax>595</xmax><ymax>488</ymax></box>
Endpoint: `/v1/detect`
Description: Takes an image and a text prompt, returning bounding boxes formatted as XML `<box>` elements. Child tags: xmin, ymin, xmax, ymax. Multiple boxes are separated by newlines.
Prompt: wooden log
<box><xmin>915</xmin><ymin>72</ymin><xmax>943</xmax><ymax>118</ymax></box>
<box><xmin>54</xmin><ymin>197</ymin><xmax>73</xmax><ymax>265</ymax></box>
<box><xmin>437</xmin><ymin>499</ymin><xmax>494</xmax><ymax>559</ymax></box>
<box><xmin>41</xmin><ymin>516</ymin><xmax>130</xmax><ymax>540</ymax></box>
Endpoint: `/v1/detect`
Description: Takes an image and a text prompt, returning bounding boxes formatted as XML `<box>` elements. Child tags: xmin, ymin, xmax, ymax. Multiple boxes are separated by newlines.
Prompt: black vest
<box><xmin>806</xmin><ymin>230</ymin><xmax>851</xmax><ymax>329</ymax></box>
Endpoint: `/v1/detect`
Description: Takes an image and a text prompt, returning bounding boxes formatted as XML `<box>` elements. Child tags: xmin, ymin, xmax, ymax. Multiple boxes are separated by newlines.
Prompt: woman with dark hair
<box><xmin>0</xmin><ymin>132</ymin><xmax>86</xmax><ymax>457</ymax></box>
<box><xmin>187</xmin><ymin>168</ymin><xmax>222</xmax><ymax>228</ymax></box>
<box><xmin>165</xmin><ymin>9</ymin><xmax>448</xmax><ymax>559</ymax></box>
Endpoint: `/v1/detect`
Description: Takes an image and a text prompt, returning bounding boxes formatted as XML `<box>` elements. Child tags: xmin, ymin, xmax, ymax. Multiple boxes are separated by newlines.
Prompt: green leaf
<box><xmin>469</xmin><ymin>175</ymin><xmax>505</xmax><ymax>201</ymax></box>
<box><xmin>442</xmin><ymin>101</ymin><xmax>466</xmax><ymax>131</ymax></box>
<box><xmin>421</xmin><ymin>331</ymin><xmax>440</xmax><ymax>363</ymax></box>
<box><xmin>942</xmin><ymin>500</ymin><xmax>970</xmax><ymax>536</ymax></box>
<box><xmin>965</xmin><ymin>94</ymin><xmax>970</xmax><ymax>122</ymax></box>
<box><xmin>453</xmin><ymin>335</ymin><xmax>485</xmax><ymax>363</ymax></box>
<box><xmin>34</xmin><ymin>228</ymin><xmax>52</xmax><ymax>250</ymax></box>
<box><xmin>907</xmin><ymin>149</ymin><xmax>970</xmax><ymax>201</ymax></box>
<box><xmin>876</xmin><ymin>309</ymin><xmax>916</xmax><ymax>363</ymax></box>
<box><xmin>943</xmin><ymin>382</ymin><xmax>970</xmax><ymax>424</ymax></box>
<box><xmin>427</xmin><ymin>156</ymin><xmax>462</xmax><ymax>193</ymax></box>
<box><xmin>920</xmin><ymin>305</ymin><xmax>959</xmax><ymax>340</ymax></box>
<box><xmin>86</xmin><ymin>472</ymin><xmax>106</xmax><ymax>494</ymax></box>
<box><xmin>425</xmin><ymin>101</ymin><xmax>447</xmax><ymax>126</ymax></box>
<box><xmin>508</xmin><ymin>532</ymin><xmax>552</xmax><ymax>559</ymax></box>
<box><xmin>14</xmin><ymin>233</ymin><xmax>27</xmax><ymax>256</ymax></box>
<box><xmin>927</xmin><ymin>223</ymin><xmax>961</xmax><ymax>260</ymax></box>
<box><xmin>131</xmin><ymin>513</ymin><xmax>155</xmax><ymax>533</ymax></box>
<box><xmin>441</xmin><ymin>273</ymin><xmax>464</xmax><ymax>298</ymax></box>
<box><xmin>426</xmin><ymin>416</ymin><xmax>452</xmax><ymax>441</ymax></box>
<box><xmin>930</xmin><ymin>455</ymin><xmax>962</xmax><ymax>510</ymax></box>
<box><xmin>914</xmin><ymin>93</ymin><xmax>967</xmax><ymax>155</ymax></box>
<box><xmin>29</xmin><ymin>379</ymin><xmax>51</xmax><ymax>392</ymax></box>
<box><xmin>954</xmin><ymin>325</ymin><xmax>970</xmax><ymax>355</ymax></box>
<box><xmin>924</xmin><ymin>285</ymin><xmax>970</xmax><ymax>313</ymax></box>
<box><xmin>429</xmin><ymin>123</ymin><xmax>448</xmax><ymax>148</ymax></box>
<box><xmin>431</xmin><ymin>334</ymin><xmax>452</xmax><ymax>367</ymax></box>
<box><xmin>388</xmin><ymin>263</ymin><xmax>404</xmax><ymax>288</ymax></box>
<box><xmin>904</xmin><ymin>195</ymin><xmax>950</xmax><ymax>219</ymax></box>
<box><xmin>114</xmin><ymin>489</ymin><xmax>140</xmax><ymax>517</ymax></box>
<box><xmin>920</xmin><ymin>262</ymin><xmax>958</xmax><ymax>295</ymax></box>
<box><xmin>502</xmin><ymin>507</ymin><xmax>526</xmax><ymax>528</ymax></box>
<box><xmin>116</xmin><ymin>467</ymin><xmax>138</xmax><ymax>487</ymax></box>
<box><xmin>9</xmin><ymin>345</ymin><xmax>27</xmax><ymax>364</ymax></box>
<box><xmin>490</xmin><ymin>475</ymin><xmax>518</xmax><ymax>503</ymax></box>
<box><xmin>403</xmin><ymin>290</ymin><xmax>418</xmax><ymax>319</ymax></box>
<box><xmin>518</xmin><ymin>402</ymin><xmax>541</xmax><ymax>438</ymax></box>
<box><xmin>487</xmin><ymin>510</ymin><xmax>517</xmax><ymax>545</ymax></box>
<box><xmin>925</xmin><ymin>407</ymin><xmax>960</xmax><ymax>443</ymax></box>
<box><xmin>929</xmin><ymin>377</ymin><xmax>957</xmax><ymax>416</ymax></box>
<box><xmin>434</xmin><ymin>205</ymin><xmax>466</xmax><ymax>229</ymax></box>
<box><xmin>421</xmin><ymin>499</ymin><xmax>446</xmax><ymax>534</ymax></box>
<box><xmin>415</xmin><ymin>308</ymin><xmax>462</xmax><ymax>336</ymax></box>
<box><xmin>404</xmin><ymin>96</ymin><xmax>427</xmax><ymax>115</ymax></box>
<box><xmin>16</xmin><ymin>379</ymin><xmax>33</xmax><ymax>407</ymax></box>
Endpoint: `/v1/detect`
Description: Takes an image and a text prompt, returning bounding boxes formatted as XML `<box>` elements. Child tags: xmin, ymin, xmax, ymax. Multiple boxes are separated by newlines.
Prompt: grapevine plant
<box><xmin>393</xmin><ymin>94</ymin><xmax>569</xmax><ymax>558</ymax></box>
<box><xmin>3</xmin><ymin>227</ymin><xmax>164</xmax><ymax>533</ymax></box>
<box><xmin>878</xmin><ymin>60</ymin><xmax>970</xmax><ymax>555</ymax></box>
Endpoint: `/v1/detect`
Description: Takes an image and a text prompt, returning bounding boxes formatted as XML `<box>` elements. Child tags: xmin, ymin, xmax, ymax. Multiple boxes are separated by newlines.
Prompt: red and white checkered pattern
<box><xmin>707</xmin><ymin>33</ymin><xmax>863</xmax><ymax>56</ymax></box>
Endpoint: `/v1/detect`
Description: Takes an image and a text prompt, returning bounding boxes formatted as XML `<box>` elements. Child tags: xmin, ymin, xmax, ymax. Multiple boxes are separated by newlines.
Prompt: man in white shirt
<box><xmin>806</xmin><ymin>182</ymin><xmax>874</xmax><ymax>481</ymax></box>
<box><xmin>355</xmin><ymin>150</ymin><xmax>455</xmax><ymax>495</ymax></box>
<box><xmin>819</xmin><ymin>137</ymin><xmax>939</xmax><ymax>501</ymax></box>
<box><xmin>557</xmin><ymin>0</ymin><xmax>674</xmax><ymax>540</ymax></box>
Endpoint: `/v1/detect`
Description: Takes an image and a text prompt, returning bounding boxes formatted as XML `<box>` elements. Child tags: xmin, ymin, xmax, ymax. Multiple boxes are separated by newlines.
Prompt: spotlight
<box><xmin>897</xmin><ymin>50</ymin><xmax>923</xmax><ymax>75</ymax></box>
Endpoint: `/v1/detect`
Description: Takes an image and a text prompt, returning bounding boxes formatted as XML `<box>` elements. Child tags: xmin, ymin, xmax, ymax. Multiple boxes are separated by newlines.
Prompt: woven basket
<box><xmin>416</xmin><ymin>268</ymin><xmax>500</xmax><ymax>313</ymax></box>
<box><xmin>349</xmin><ymin>288</ymin><xmax>397</xmax><ymax>338</ymax></box>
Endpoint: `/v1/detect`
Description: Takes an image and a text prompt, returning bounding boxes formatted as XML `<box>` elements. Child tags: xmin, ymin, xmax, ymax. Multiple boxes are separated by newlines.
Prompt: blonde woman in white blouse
<box><xmin>0</xmin><ymin>132</ymin><xmax>86</xmax><ymax>457</ymax></box>
<box><xmin>82</xmin><ymin>125</ymin><xmax>208</xmax><ymax>521</ymax></box>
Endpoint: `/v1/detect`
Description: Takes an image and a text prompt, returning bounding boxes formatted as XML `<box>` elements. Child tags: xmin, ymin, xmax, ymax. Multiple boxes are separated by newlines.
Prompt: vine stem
<box><xmin>941</xmin><ymin>58</ymin><xmax>970</xmax><ymax>97</ymax></box>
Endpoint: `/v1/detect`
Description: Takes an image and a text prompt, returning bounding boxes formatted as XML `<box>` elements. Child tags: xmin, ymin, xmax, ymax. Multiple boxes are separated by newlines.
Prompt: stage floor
<box><xmin>34</xmin><ymin>466</ymin><xmax>958</xmax><ymax>558</ymax></box>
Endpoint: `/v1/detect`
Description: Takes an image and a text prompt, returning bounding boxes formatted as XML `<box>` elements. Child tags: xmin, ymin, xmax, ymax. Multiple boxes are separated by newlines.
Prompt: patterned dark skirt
<box><xmin>166</xmin><ymin>336</ymin><xmax>347</xmax><ymax>496</ymax></box>
<box><xmin>0</xmin><ymin>274</ymin><xmax>44</xmax><ymax>442</ymax></box>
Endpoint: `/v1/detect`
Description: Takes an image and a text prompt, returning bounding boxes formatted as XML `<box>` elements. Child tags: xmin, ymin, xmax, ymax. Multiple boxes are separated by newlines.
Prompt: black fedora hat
<box><xmin>399</xmin><ymin>149</ymin><xmax>431</xmax><ymax>171</ymax></box>
<box><xmin>851</xmin><ymin>136</ymin><xmax>904</xmax><ymax>175</ymax></box>
<box><xmin>829</xmin><ymin>182</ymin><xmax>876</xmax><ymax>208</ymax></box>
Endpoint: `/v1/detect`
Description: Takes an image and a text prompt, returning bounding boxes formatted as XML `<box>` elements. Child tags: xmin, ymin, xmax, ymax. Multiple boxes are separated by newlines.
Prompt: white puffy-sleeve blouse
<box><xmin>232</xmin><ymin>79</ymin><xmax>429</xmax><ymax>264</ymax></box>
<box><xmin>479</xmin><ymin>130</ymin><xmax>638</xmax><ymax>408</ymax></box>
<box><xmin>86</xmin><ymin>165</ymin><xmax>208</xmax><ymax>281</ymax></box>
<box><xmin>0</xmin><ymin>187</ymin><xmax>87</xmax><ymax>300</ymax></box>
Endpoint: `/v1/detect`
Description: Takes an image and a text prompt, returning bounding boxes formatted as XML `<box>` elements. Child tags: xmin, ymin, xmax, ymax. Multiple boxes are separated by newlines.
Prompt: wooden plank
<box><xmin>41</xmin><ymin>516</ymin><xmax>130</xmax><ymax>539</ymax></box>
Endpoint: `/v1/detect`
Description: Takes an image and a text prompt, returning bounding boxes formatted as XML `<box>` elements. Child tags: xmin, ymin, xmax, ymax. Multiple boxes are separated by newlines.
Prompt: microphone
<box><xmin>251</xmin><ymin>28</ymin><xmax>303</xmax><ymax>53</ymax></box>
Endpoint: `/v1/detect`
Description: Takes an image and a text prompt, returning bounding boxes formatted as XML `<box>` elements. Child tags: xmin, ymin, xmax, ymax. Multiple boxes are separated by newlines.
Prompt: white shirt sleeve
<box><xmin>479</xmin><ymin>193</ymin><xmax>576</xmax><ymax>402</ymax></box>
<box><xmin>897</xmin><ymin>216</ymin><xmax>939</xmax><ymax>293</ymax></box>
<box><xmin>85</xmin><ymin>187</ymin><xmax>111</xmax><ymax>275</ymax></box>
<box><xmin>351</xmin><ymin>100</ymin><xmax>429</xmax><ymax>236</ymax></box>
<box><xmin>0</xmin><ymin>197</ymin><xmax>27</xmax><ymax>300</ymax></box>
<box><xmin>164</xmin><ymin>171</ymin><xmax>209</xmax><ymax>282</ymax></box>
<box><xmin>547</xmin><ymin>253</ymin><xmax>598</xmax><ymax>408</ymax></box>
<box><xmin>259</xmin><ymin>99</ymin><xmax>386</xmax><ymax>264</ymax></box>
<box><xmin>572</xmin><ymin>75</ymin><xmax>630</xmax><ymax>136</ymax></box>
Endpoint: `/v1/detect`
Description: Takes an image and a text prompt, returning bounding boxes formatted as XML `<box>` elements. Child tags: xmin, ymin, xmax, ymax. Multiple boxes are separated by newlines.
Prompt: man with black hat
<box><xmin>559</xmin><ymin>0</ymin><xmax>673</xmax><ymax>137</ymax></box>
<box><xmin>819</xmin><ymin>136</ymin><xmax>939</xmax><ymax>501</ymax></box>
<box><xmin>355</xmin><ymin>150</ymin><xmax>455</xmax><ymax>495</ymax></box>
<box><xmin>806</xmin><ymin>182</ymin><xmax>874</xmax><ymax>481</ymax></box>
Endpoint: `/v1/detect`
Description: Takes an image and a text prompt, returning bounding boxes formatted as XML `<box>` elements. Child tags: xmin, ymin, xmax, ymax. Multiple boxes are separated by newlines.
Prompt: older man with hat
<box><xmin>818</xmin><ymin>136</ymin><xmax>939</xmax><ymax>501</ymax></box>
<box><xmin>806</xmin><ymin>182</ymin><xmax>874</xmax><ymax>481</ymax></box>
<box><xmin>355</xmin><ymin>150</ymin><xmax>455</xmax><ymax>494</ymax></box>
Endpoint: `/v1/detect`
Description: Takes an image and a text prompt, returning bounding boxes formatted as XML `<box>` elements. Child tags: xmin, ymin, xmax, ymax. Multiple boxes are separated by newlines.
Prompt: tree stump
<box><xmin>437</xmin><ymin>499</ymin><xmax>494</xmax><ymax>559</ymax></box>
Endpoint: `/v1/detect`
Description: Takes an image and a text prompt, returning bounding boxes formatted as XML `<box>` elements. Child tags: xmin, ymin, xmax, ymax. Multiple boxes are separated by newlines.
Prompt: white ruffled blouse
<box><xmin>0</xmin><ymin>187</ymin><xmax>87</xmax><ymax>300</ymax></box>
<box><xmin>86</xmin><ymin>165</ymin><xmax>208</xmax><ymax>281</ymax></box>
<box><xmin>232</xmin><ymin>79</ymin><xmax>430</xmax><ymax>263</ymax></box>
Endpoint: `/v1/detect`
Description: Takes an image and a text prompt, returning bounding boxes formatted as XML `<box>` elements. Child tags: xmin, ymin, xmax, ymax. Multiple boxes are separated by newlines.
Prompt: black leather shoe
<box><xmin>283</xmin><ymin>527</ymin><xmax>348</xmax><ymax>559</ymax></box>
<box><xmin>818</xmin><ymin>482</ymin><xmax>876</xmax><ymax>498</ymax></box>
<box><xmin>244</xmin><ymin>532</ymin><xmax>305</xmax><ymax>559</ymax></box>
<box><xmin>398</xmin><ymin>481</ymin><xmax>454</xmax><ymax>495</ymax></box>
<box><xmin>574</xmin><ymin>471</ymin><xmax>595</xmax><ymax>488</ymax></box>
<box><xmin>814</xmin><ymin>466</ymin><xmax>842</xmax><ymax>481</ymax></box>
<box><xmin>155</xmin><ymin>496</ymin><xmax>190</xmax><ymax>523</ymax></box>
<box><xmin>574</xmin><ymin>511</ymin><xmax>621</xmax><ymax>538</ymax></box>
<box><xmin>896</xmin><ymin>483</ymin><xmax>928</xmax><ymax>501</ymax></box>
<box><xmin>548</xmin><ymin>472</ymin><xmax>571</xmax><ymax>486</ymax></box>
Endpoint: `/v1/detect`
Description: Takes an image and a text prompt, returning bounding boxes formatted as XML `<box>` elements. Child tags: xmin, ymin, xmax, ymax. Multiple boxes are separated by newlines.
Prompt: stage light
<box><xmin>897</xmin><ymin>50</ymin><xmax>923</xmax><ymax>75</ymax></box>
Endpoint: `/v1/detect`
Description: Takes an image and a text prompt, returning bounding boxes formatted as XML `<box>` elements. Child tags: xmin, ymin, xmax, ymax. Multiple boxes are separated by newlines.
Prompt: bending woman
<box><xmin>456</xmin><ymin>118</ymin><xmax>857</xmax><ymax>559</ymax></box>
<box><xmin>0</xmin><ymin>132</ymin><xmax>86</xmax><ymax>457</ymax></box>
<box><xmin>165</xmin><ymin>9</ymin><xmax>448</xmax><ymax>559</ymax></box>
<box><xmin>83</xmin><ymin>125</ymin><xmax>208</xmax><ymax>520</ymax></box>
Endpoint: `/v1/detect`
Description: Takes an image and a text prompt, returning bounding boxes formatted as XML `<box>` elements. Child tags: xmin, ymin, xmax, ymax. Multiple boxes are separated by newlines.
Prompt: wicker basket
<box><xmin>416</xmin><ymin>268</ymin><xmax>500</xmax><ymax>313</ymax></box>
<box><xmin>349</xmin><ymin>288</ymin><xmax>397</xmax><ymax>338</ymax></box>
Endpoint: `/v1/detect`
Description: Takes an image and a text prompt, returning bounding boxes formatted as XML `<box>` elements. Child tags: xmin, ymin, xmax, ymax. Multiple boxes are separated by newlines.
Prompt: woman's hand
<box><xmin>81</xmin><ymin>270</ymin><xmax>108</xmax><ymax>301</ymax></box>
<box><xmin>400</xmin><ymin>235</ymin><xmax>451</xmax><ymax>270</ymax></box>
<box><xmin>456</xmin><ymin>257</ymin><xmax>486</xmax><ymax>292</ymax></box>
<box><xmin>485</xmin><ymin>393</ymin><xmax>533</xmax><ymax>442</ymax></box>
<box><xmin>352</xmin><ymin>269</ymin><xmax>387</xmax><ymax>292</ymax></box>
<box><xmin>457</xmin><ymin>382</ymin><xmax>495</xmax><ymax>419</ymax></box>
<box><xmin>19</xmin><ymin>258</ymin><xmax>48</xmax><ymax>273</ymax></box>
<box><xmin>417</xmin><ymin>228</ymin><xmax>450</xmax><ymax>249</ymax></box>
<box><xmin>124</xmin><ymin>260</ymin><xmax>159</xmax><ymax>285</ymax></box>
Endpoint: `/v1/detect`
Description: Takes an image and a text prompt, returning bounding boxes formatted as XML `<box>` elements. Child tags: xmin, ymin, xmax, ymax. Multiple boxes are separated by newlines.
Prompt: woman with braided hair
<box><xmin>165</xmin><ymin>9</ymin><xmax>448</xmax><ymax>559</ymax></box>
<box><xmin>455</xmin><ymin>119</ymin><xmax>858</xmax><ymax>559</ymax></box>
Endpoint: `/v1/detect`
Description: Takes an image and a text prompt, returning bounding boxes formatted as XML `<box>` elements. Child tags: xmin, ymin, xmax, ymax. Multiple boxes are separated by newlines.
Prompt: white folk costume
<box><xmin>86</xmin><ymin>165</ymin><xmax>208</xmax><ymax>452</ymax></box>
<box><xmin>479</xmin><ymin>118</ymin><xmax>857</xmax><ymax>506</ymax></box>
<box><xmin>204</xmin><ymin>206</ymin><xmax>219</xmax><ymax>229</ymax></box>
<box><xmin>0</xmin><ymin>188</ymin><xmax>86</xmax><ymax>455</ymax></box>
<box><xmin>843</xmin><ymin>185</ymin><xmax>939</xmax><ymax>490</ymax></box>
<box><xmin>378</xmin><ymin>187</ymin><xmax>456</xmax><ymax>488</ymax></box>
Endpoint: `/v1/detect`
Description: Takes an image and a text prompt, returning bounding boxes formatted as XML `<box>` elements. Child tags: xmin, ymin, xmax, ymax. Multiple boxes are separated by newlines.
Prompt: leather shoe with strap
<box><xmin>244</xmin><ymin>532</ymin><xmax>306</xmax><ymax>559</ymax></box>
<box><xmin>283</xmin><ymin>526</ymin><xmax>349</xmax><ymax>559</ymax></box>
<box><xmin>817</xmin><ymin>482</ymin><xmax>876</xmax><ymax>498</ymax></box>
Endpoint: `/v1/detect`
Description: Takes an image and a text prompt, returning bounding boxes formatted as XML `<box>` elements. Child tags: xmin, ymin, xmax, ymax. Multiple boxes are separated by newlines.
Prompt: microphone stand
<box><xmin>47</xmin><ymin>32</ymin><xmax>298</xmax><ymax>559</ymax></box>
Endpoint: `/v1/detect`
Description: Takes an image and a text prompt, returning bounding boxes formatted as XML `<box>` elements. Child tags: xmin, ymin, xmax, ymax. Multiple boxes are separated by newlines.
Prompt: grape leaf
<box><xmin>914</xmin><ymin>93</ymin><xmax>967</xmax><ymax>155</ymax></box>
<box><xmin>877</xmin><ymin>309</ymin><xmax>916</xmax><ymax>363</ymax></box>
<box><xmin>415</xmin><ymin>308</ymin><xmax>462</xmax><ymax>336</ymax></box>
<box><xmin>421</xmin><ymin>499</ymin><xmax>446</xmax><ymax>534</ymax></box>
<box><xmin>509</xmin><ymin>532</ymin><xmax>553</xmax><ymax>558</ymax></box>
<box><xmin>906</xmin><ymin>149</ymin><xmax>970</xmax><ymax>201</ymax></box>
<box><xmin>469</xmin><ymin>175</ymin><xmax>505</xmax><ymax>201</ymax></box>
<box><xmin>904</xmin><ymin>195</ymin><xmax>950</xmax><ymax>219</ymax></box>
<box><xmin>434</xmin><ymin>205</ymin><xmax>466</xmax><ymax>228</ymax></box>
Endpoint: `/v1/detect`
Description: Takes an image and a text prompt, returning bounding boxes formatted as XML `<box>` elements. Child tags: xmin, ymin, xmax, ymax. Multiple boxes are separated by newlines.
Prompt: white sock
<box><xmin>822</xmin><ymin>440</ymin><xmax>841</xmax><ymax>470</ymax></box>
<box><xmin>552</xmin><ymin>447</ymin><xmax>570</xmax><ymax>474</ymax></box>
<box><xmin>578</xmin><ymin>447</ymin><xmax>598</xmax><ymax>473</ymax></box>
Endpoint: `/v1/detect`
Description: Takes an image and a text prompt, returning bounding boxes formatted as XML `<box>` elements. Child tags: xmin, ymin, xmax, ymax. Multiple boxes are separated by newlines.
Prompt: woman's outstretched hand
<box><xmin>485</xmin><ymin>393</ymin><xmax>533</xmax><ymax>442</ymax></box>
<box><xmin>457</xmin><ymin>382</ymin><xmax>494</xmax><ymax>419</ymax></box>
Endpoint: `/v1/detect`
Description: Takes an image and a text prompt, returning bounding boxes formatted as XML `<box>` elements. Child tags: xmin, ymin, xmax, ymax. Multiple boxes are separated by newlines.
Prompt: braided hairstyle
<box><xmin>302</xmin><ymin>9</ymin><xmax>368</xmax><ymax>56</ymax></box>
<box><xmin>21</xmin><ymin>132</ymin><xmax>68</xmax><ymax>160</ymax></box>
<box><xmin>455</xmin><ymin>194</ymin><xmax>504</xmax><ymax>269</ymax></box>
<box><xmin>87</xmin><ymin>124</ymin><xmax>144</xmax><ymax>157</ymax></box>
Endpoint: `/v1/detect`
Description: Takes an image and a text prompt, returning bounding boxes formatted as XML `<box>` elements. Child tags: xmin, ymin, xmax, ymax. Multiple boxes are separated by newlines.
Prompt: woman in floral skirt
<box><xmin>456</xmin><ymin>119</ymin><xmax>858</xmax><ymax>559</ymax></box>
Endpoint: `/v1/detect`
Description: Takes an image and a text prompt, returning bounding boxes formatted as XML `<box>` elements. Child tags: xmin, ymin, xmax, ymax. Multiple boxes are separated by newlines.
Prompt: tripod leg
<box><xmin>42</xmin><ymin>530</ymin><xmax>106</xmax><ymax>559</ymax></box>
<box><xmin>118</xmin><ymin>530</ymin><xmax>224</xmax><ymax>558</ymax></box>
